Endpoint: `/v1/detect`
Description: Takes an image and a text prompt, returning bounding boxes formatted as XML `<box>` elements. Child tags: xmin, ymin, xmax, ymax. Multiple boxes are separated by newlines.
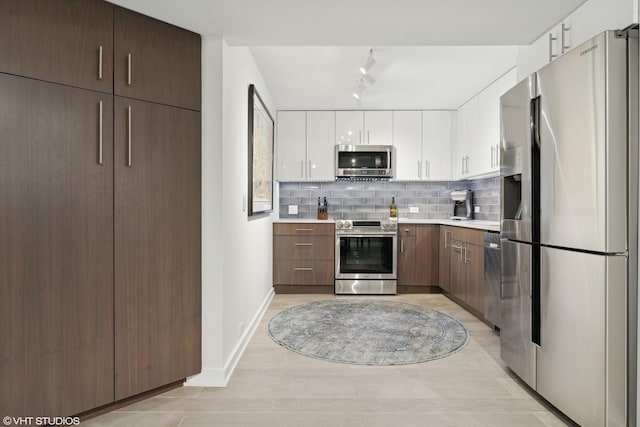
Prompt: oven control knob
<box><xmin>345</xmin><ymin>221</ymin><xmax>352</xmax><ymax>229</ymax></box>
<box><xmin>337</xmin><ymin>221</ymin><xmax>343</xmax><ymax>228</ymax></box>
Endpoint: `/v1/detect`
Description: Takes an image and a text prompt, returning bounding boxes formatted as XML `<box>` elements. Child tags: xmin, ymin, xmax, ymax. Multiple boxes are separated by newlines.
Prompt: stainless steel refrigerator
<box><xmin>500</xmin><ymin>27</ymin><xmax>638</xmax><ymax>427</ymax></box>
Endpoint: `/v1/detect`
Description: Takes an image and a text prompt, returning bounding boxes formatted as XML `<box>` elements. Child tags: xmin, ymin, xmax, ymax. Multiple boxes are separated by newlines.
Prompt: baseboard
<box><xmin>186</xmin><ymin>287</ymin><xmax>275</xmax><ymax>387</ymax></box>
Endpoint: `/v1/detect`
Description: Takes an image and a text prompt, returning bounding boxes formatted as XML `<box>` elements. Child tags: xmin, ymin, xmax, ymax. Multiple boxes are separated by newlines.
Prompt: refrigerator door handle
<box><xmin>530</xmin><ymin>95</ymin><xmax>541</xmax><ymax>346</ymax></box>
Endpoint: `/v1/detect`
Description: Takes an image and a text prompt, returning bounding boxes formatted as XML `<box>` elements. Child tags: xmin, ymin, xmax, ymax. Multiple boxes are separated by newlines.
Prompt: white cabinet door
<box><xmin>364</xmin><ymin>110</ymin><xmax>393</xmax><ymax>145</ymax></box>
<box><xmin>452</xmin><ymin>105</ymin><xmax>467</xmax><ymax>180</ymax></box>
<box><xmin>392</xmin><ymin>111</ymin><xmax>422</xmax><ymax>180</ymax></box>
<box><xmin>422</xmin><ymin>111</ymin><xmax>452</xmax><ymax>181</ymax></box>
<box><xmin>336</xmin><ymin>111</ymin><xmax>364</xmax><ymax>145</ymax></box>
<box><xmin>306</xmin><ymin>111</ymin><xmax>335</xmax><ymax>181</ymax></box>
<box><xmin>562</xmin><ymin>0</ymin><xmax>633</xmax><ymax>55</ymax></box>
<box><xmin>477</xmin><ymin>81</ymin><xmax>499</xmax><ymax>174</ymax></box>
<box><xmin>465</xmin><ymin>96</ymin><xmax>479</xmax><ymax>176</ymax></box>
<box><xmin>276</xmin><ymin>111</ymin><xmax>306</xmax><ymax>181</ymax></box>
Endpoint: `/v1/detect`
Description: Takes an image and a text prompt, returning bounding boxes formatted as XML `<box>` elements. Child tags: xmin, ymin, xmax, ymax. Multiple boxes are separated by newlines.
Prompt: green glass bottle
<box><xmin>390</xmin><ymin>196</ymin><xmax>397</xmax><ymax>218</ymax></box>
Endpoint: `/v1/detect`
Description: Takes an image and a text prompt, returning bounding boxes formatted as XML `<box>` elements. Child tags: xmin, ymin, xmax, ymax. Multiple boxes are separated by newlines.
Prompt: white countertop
<box><xmin>273</xmin><ymin>218</ymin><xmax>335</xmax><ymax>223</ymax></box>
<box><xmin>274</xmin><ymin>217</ymin><xmax>499</xmax><ymax>232</ymax></box>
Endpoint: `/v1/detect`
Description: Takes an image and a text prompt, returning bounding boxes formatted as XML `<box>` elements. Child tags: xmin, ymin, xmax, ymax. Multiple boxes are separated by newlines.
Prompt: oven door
<box><xmin>335</xmin><ymin>233</ymin><xmax>397</xmax><ymax>280</ymax></box>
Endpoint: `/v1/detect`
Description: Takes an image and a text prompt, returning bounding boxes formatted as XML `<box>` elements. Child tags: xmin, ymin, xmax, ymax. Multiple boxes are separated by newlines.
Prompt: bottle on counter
<box><xmin>390</xmin><ymin>196</ymin><xmax>397</xmax><ymax>218</ymax></box>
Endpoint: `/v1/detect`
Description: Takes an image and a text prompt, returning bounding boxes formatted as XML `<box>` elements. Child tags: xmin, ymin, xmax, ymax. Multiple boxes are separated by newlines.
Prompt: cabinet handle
<box><xmin>401</xmin><ymin>238</ymin><xmax>404</xmax><ymax>253</ymax></box>
<box><xmin>548</xmin><ymin>33</ymin><xmax>557</xmax><ymax>62</ymax></box>
<box><xmin>367</xmin><ymin>130</ymin><xmax>370</xmax><ymax>144</ymax></box>
<box><xmin>127</xmin><ymin>53</ymin><xmax>132</xmax><ymax>85</ymax></box>
<box><xmin>418</xmin><ymin>160</ymin><xmax>421</xmax><ymax>179</ymax></box>
<box><xmin>308</xmin><ymin>160</ymin><xmax>312</xmax><ymax>179</ymax></box>
<box><xmin>127</xmin><ymin>106</ymin><xmax>132</xmax><ymax>167</ymax></box>
<box><xmin>294</xmin><ymin>243</ymin><xmax>313</xmax><ymax>246</ymax></box>
<box><xmin>491</xmin><ymin>145</ymin><xmax>496</xmax><ymax>169</ymax></box>
<box><xmin>359</xmin><ymin>130</ymin><xmax>362</xmax><ymax>144</ymax></box>
<box><xmin>426</xmin><ymin>160</ymin><xmax>430</xmax><ymax>179</ymax></box>
<box><xmin>561</xmin><ymin>23</ymin><xmax>570</xmax><ymax>54</ymax></box>
<box><xmin>465</xmin><ymin>156</ymin><xmax>470</xmax><ymax>174</ymax></box>
<box><xmin>461</xmin><ymin>157</ymin><xmax>465</xmax><ymax>174</ymax></box>
<box><xmin>444</xmin><ymin>230</ymin><xmax>450</xmax><ymax>248</ymax></box>
<box><xmin>98</xmin><ymin>46</ymin><xmax>103</xmax><ymax>80</ymax></box>
<box><xmin>98</xmin><ymin>101</ymin><xmax>103</xmax><ymax>165</ymax></box>
<box><xmin>495</xmin><ymin>144</ymin><xmax>500</xmax><ymax>167</ymax></box>
<box><xmin>300</xmin><ymin>160</ymin><xmax>304</xmax><ymax>179</ymax></box>
<box><xmin>294</xmin><ymin>267</ymin><xmax>313</xmax><ymax>271</ymax></box>
<box><xmin>464</xmin><ymin>245</ymin><xmax>470</xmax><ymax>263</ymax></box>
<box><xmin>295</xmin><ymin>228</ymin><xmax>313</xmax><ymax>231</ymax></box>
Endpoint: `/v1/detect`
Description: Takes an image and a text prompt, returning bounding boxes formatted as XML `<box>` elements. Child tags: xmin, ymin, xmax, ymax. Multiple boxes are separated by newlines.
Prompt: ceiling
<box><xmin>109</xmin><ymin>0</ymin><xmax>588</xmax><ymax>109</ymax></box>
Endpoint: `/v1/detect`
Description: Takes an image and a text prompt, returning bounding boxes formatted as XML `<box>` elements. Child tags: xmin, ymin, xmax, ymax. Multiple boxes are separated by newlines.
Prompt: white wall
<box><xmin>188</xmin><ymin>39</ymin><xmax>275</xmax><ymax>386</ymax></box>
<box><xmin>220</xmin><ymin>43</ymin><xmax>276</xmax><ymax>369</ymax></box>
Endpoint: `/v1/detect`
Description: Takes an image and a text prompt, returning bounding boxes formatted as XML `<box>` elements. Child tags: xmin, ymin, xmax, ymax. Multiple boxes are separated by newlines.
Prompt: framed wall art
<box><xmin>247</xmin><ymin>84</ymin><xmax>274</xmax><ymax>216</ymax></box>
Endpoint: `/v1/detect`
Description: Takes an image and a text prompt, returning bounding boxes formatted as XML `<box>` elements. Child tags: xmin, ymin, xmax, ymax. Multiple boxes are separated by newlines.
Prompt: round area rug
<box><xmin>267</xmin><ymin>299</ymin><xmax>469</xmax><ymax>365</ymax></box>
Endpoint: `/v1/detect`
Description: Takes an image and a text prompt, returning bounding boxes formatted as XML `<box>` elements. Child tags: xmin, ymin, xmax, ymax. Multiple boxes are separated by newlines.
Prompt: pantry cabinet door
<box><xmin>0</xmin><ymin>74</ymin><xmax>114</xmax><ymax>416</ymax></box>
<box><xmin>114</xmin><ymin>98</ymin><xmax>201</xmax><ymax>400</ymax></box>
<box><xmin>114</xmin><ymin>7</ymin><xmax>201</xmax><ymax>110</ymax></box>
<box><xmin>0</xmin><ymin>0</ymin><xmax>114</xmax><ymax>93</ymax></box>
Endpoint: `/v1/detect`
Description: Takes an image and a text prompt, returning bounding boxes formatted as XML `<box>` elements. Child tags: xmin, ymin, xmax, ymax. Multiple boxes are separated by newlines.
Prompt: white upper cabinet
<box><xmin>517</xmin><ymin>0</ymin><xmax>634</xmax><ymax>81</ymax></box>
<box><xmin>336</xmin><ymin>110</ymin><xmax>393</xmax><ymax>145</ymax></box>
<box><xmin>393</xmin><ymin>110</ymin><xmax>453</xmax><ymax>181</ymax></box>
<box><xmin>306</xmin><ymin>111</ymin><xmax>335</xmax><ymax>181</ymax></box>
<box><xmin>336</xmin><ymin>111</ymin><xmax>364</xmax><ymax>145</ymax></box>
<box><xmin>478</xmin><ymin>80</ymin><xmax>499</xmax><ymax>174</ymax></box>
<box><xmin>276</xmin><ymin>111</ymin><xmax>335</xmax><ymax>181</ymax></box>
<box><xmin>276</xmin><ymin>111</ymin><xmax>306</xmax><ymax>181</ymax></box>
<box><xmin>421</xmin><ymin>111</ymin><xmax>452</xmax><ymax>181</ymax></box>
<box><xmin>393</xmin><ymin>111</ymin><xmax>422</xmax><ymax>180</ymax></box>
<box><xmin>364</xmin><ymin>111</ymin><xmax>393</xmax><ymax>145</ymax></box>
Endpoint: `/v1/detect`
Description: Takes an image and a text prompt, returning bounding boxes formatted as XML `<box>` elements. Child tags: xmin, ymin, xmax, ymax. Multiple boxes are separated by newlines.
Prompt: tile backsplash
<box><xmin>278</xmin><ymin>176</ymin><xmax>500</xmax><ymax>221</ymax></box>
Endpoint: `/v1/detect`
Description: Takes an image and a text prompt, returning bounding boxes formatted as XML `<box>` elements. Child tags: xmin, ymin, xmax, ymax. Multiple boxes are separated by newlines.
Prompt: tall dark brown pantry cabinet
<box><xmin>0</xmin><ymin>0</ymin><xmax>114</xmax><ymax>93</ymax></box>
<box><xmin>114</xmin><ymin>98</ymin><xmax>201</xmax><ymax>400</ymax></box>
<box><xmin>0</xmin><ymin>0</ymin><xmax>201</xmax><ymax>417</ymax></box>
<box><xmin>0</xmin><ymin>73</ymin><xmax>115</xmax><ymax>417</ymax></box>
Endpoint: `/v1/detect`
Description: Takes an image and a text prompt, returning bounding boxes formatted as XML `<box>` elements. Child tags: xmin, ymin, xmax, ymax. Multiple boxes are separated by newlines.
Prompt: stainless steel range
<box><xmin>335</xmin><ymin>220</ymin><xmax>398</xmax><ymax>294</ymax></box>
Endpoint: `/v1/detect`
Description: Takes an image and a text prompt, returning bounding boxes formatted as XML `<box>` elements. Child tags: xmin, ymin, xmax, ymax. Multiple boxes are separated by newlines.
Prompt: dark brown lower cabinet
<box><xmin>439</xmin><ymin>226</ymin><xmax>451</xmax><ymax>292</ymax></box>
<box><xmin>448</xmin><ymin>228</ymin><xmax>485</xmax><ymax>315</ymax></box>
<box><xmin>114</xmin><ymin>97</ymin><xmax>201</xmax><ymax>400</ymax></box>
<box><xmin>398</xmin><ymin>224</ymin><xmax>439</xmax><ymax>292</ymax></box>
<box><xmin>0</xmin><ymin>73</ymin><xmax>114</xmax><ymax>416</ymax></box>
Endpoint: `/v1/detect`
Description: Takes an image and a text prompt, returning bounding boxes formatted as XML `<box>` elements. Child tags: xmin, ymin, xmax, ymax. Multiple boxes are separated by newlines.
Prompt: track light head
<box><xmin>359</xmin><ymin>56</ymin><xmax>376</xmax><ymax>75</ymax></box>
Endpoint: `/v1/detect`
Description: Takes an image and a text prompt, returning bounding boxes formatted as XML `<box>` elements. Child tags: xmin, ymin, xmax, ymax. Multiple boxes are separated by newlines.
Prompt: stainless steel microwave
<box><xmin>335</xmin><ymin>145</ymin><xmax>395</xmax><ymax>179</ymax></box>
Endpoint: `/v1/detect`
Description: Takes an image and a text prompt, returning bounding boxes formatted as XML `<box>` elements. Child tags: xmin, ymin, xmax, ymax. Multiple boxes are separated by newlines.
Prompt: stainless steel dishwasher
<box><xmin>483</xmin><ymin>232</ymin><xmax>501</xmax><ymax>328</ymax></box>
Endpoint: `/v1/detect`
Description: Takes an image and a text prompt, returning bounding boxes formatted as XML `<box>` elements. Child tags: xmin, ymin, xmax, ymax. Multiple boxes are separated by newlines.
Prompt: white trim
<box><xmin>186</xmin><ymin>288</ymin><xmax>275</xmax><ymax>387</ymax></box>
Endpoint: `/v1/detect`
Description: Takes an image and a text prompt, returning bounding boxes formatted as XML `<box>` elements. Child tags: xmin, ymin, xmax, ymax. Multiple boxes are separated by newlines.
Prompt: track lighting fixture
<box><xmin>353</xmin><ymin>47</ymin><xmax>376</xmax><ymax>103</ymax></box>
<box><xmin>361</xmin><ymin>73</ymin><xmax>376</xmax><ymax>86</ymax></box>
<box><xmin>353</xmin><ymin>78</ymin><xmax>365</xmax><ymax>100</ymax></box>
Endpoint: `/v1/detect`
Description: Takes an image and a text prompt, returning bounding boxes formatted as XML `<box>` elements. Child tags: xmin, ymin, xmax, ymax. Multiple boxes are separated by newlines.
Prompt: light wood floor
<box><xmin>84</xmin><ymin>294</ymin><xmax>573</xmax><ymax>426</ymax></box>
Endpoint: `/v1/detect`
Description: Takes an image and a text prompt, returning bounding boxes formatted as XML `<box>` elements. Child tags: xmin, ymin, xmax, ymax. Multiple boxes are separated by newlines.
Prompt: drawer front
<box><xmin>398</xmin><ymin>225</ymin><xmax>416</xmax><ymax>237</ymax></box>
<box><xmin>449</xmin><ymin>226</ymin><xmax>484</xmax><ymax>246</ymax></box>
<box><xmin>274</xmin><ymin>260</ymin><xmax>334</xmax><ymax>285</ymax></box>
<box><xmin>273</xmin><ymin>236</ymin><xmax>334</xmax><ymax>260</ymax></box>
<box><xmin>274</xmin><ymin>222</ymin><xmax>334</xmax><ymax>236</ymax></box>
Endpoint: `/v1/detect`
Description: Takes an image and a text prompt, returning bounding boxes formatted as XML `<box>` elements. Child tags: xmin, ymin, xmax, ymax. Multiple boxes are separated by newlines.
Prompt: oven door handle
<box><xmin>336</xmin><ymin>234</ymin><xmax>397</xmax><ymax>238</ymax></box>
